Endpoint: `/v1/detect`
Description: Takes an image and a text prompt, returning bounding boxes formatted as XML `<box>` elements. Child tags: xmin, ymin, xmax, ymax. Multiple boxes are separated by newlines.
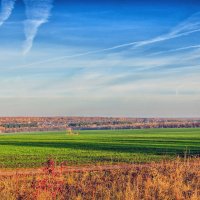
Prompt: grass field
<box><xmin>0</xmin><ymin>128</ymin><xmax>199</xmax><ymax>168</ymax></box>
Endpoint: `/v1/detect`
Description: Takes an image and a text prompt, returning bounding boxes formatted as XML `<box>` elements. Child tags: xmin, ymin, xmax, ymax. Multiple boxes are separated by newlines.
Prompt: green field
<box><xmin>0</xmin><ymin>128</ymin><xmax>199</xmax><ymax>168</ymax></box>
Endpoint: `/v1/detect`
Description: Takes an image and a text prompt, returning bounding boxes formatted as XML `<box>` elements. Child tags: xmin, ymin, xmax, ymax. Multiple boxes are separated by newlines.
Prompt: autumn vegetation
<box><xmin>0</xmin><ymin>157</ymin><xmax>199</xmax><ymax>200</ymax></box>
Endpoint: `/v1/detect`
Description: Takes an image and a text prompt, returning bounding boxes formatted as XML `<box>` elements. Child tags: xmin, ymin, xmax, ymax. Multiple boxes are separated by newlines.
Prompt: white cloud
<box><xmin>150</xmin><ymin>45</ymin><xmax>200</xmax><ymax>56</ymax></box>
<box><xmin>0</xmin><ymin>0</ymin><xmax>16</xmax><ymax>27</ymax></box>
<box><xmin>23</xmin><ymin>0</ymin><xmax>53</xmax><ymax>54</ymax></box>
<box><xmin>16</xmin><ymin>11</ymin><xmax>200</xmax><ymax>66</ymax></box>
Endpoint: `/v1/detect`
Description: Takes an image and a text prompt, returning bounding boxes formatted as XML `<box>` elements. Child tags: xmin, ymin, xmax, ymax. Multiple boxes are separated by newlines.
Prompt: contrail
<box><xmin>0</xmin><ymin>0</ymin><xmax>16</xmax><ymax>27</ymax></box>
<box><xmin>17</xmin><ymin>30</ymin><xmax>200</xmax><ymax>70</ymax></box>
<box><xmin>13</xmin><ymin>11</ymin><xmax>200</xmax><ymax>69</ymax></box>
<box><xmin>11</xmin><ymin>42</ymin><xmax>143</xmax><ymax>70</ymax></box>
<box><xmin>151</xmin><ymin>45</ymin><xmax>200</xmax><ymax>56</ymax></box>
<box><xmin>133</xmin><ymin>29</ymin><xmax>200</xmax><ymax>48</ymax></box>
<box><xmin>170</xmin><ymin>12</ymin><xmax>200</xmax><ymax>35</ymax></box>
<box><xmin>23</xmin><ymin>0</ymin><xmax>54</xmax><ymax>54</ymax></box>
<box><xmin>133</xmin><ymin>12</ymin><xmax>200</xmax><ymax>48</ymax></box>
<box><xmin>131</xmin><ymin>12</ymin><xmax>200</xmax><ymax>55</ymax></box>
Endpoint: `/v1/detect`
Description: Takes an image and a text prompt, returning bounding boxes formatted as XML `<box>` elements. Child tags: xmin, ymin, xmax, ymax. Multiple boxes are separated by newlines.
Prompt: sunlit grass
<box><xmin>0</xmin><ymin>157</ymin><xmax>200</xmax><ymax>200</ymax></box>
<box><xmin>0</xmin><ymin>128</ymin><xmax>199</xmax><ymax>168</ymax></box>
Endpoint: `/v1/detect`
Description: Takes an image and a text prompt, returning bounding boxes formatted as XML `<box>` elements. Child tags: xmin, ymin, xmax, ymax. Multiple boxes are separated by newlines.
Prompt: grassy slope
<box><xmin>0</xmin><ymin>128</ymin><xmax>199</xmax><ymax>168</ymax></box>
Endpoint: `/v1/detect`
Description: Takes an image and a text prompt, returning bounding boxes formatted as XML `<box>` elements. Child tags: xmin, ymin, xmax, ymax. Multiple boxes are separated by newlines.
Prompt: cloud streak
<box><xmin>16</xmin><ymin>11</ymin><xmax>200</xmax><ymax>67</ymax></box>
<box><xmin>150</xmin><ymin>45</ymin><xmax>200</xmax><ymax>56</ymax></box>
<box><xmin>128</xmin><ymin>12</ymin><xmax>200</xmax><ymax>48</ymax></box>
<box><xmin>0</xmin><ymin>0</ymin><xmax>16</xmax><ymax>27</ymax></box>
<box><xmin>23</xmin><ymin>0</ymin><xmax>53</xmax><ymax>54</ymax></box>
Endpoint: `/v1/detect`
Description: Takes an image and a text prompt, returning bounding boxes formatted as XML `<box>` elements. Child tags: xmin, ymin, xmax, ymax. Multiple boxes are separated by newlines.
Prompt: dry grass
<box><xmin>0</xmin><ymin>157</ymin><xmax>199</xmax><ymax>200</ymax></box>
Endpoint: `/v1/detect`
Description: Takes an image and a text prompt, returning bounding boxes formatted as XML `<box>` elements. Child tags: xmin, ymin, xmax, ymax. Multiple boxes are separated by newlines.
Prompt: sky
<box><xmin>0</xmin><ymin>0</ymin><xmax>200</xmax><ymax>117</ymax></box>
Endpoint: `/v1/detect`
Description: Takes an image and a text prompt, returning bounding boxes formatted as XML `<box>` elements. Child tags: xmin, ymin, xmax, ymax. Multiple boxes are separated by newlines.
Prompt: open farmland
<box><xmin>0</xmin><ymin>128</ymin><xmax>199</xmax><ymax>168</ymax></box>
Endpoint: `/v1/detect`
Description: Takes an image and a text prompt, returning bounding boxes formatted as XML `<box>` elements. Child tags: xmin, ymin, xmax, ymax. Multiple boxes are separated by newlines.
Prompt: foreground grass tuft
<box><xmin>0</xmin><ymin>157</ymin><xmax>200</xmax><ymax>200</ymax></box>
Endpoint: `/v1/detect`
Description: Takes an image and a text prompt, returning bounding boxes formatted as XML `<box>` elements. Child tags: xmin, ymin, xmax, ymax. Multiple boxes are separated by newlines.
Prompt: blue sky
<box><xmin>0</xmin><ymin>0</ymin><xmax>200</xmax><ymax>117</ymax></box>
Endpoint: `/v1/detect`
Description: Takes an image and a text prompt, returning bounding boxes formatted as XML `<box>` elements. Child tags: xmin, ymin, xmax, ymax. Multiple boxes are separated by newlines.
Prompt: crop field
<box><xmin>0</xmin><ymin>128</ymin><xmax>199</xmax><ymax>168</ymax></box>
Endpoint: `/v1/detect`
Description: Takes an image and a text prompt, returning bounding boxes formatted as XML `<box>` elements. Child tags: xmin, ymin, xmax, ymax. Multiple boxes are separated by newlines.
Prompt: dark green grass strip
<box><xmin>0</xmin><ymin>128</ymin><xmax>199</xmax><ymax>168</ymax></box>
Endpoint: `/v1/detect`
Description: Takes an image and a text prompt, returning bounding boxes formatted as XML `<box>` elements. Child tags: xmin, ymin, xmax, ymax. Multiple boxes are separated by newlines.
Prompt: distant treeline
<box><xmin>0</xmin><ymin>117</ymin><xmax>200</xmax><ymax>133</ymax></box>
<box><xmin>2</xmin><ymin>123</ymin><xmax>37</xmax><ymax>129</ymax></box>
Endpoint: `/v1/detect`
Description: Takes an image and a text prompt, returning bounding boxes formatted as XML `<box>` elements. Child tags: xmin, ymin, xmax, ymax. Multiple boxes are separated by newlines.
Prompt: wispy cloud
<box><xmin>98</xmin><ymin>12</ymin><xmax>200</xmax><ymax>50</ymax></box>
<box><xmin>17</xmin><ymin>11</ymin><xmax>200</xmax><ymax>65</ymax></box>
<box><xmin>151</xmin><ymin>45</ymin><xmax>200</xmax><ymax>56</ymax></box>
<box><xmin>23</xmin><ymin>0</ymin><xmax>54</xmax><ymax>54</ymax></box>
<box><xmin>132</xmin><ymin>12</ymin><xmax>200</xmax><ymax>48</ymax></box>
<box><xmin>0</xmin><ymin>0</ymin><xmax>16</xmax><ymax>27</ymax></box>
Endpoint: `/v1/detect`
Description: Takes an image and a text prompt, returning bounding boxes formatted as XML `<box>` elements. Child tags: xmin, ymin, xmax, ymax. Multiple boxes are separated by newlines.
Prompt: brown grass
<box><xmin>0</xmin><ymin>157</ymin><xmax>199</xmax><ymax>200</ymax></box>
